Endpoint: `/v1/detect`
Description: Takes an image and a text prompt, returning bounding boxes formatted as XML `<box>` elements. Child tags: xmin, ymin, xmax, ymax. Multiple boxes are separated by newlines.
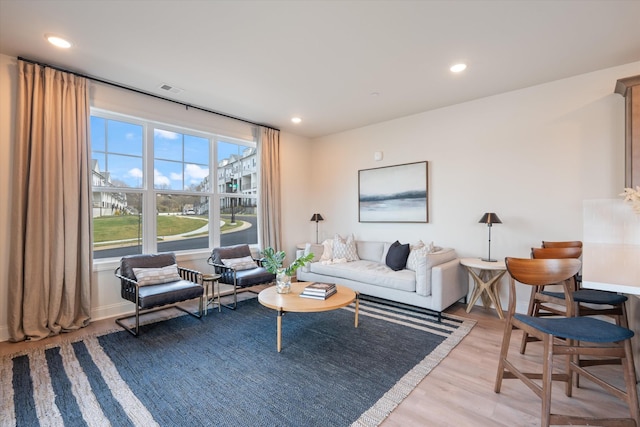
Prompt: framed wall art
<box><xmin>358</xmin><ymin>161</ymin><xmax>428</xmax><ymax>223</ymax></box>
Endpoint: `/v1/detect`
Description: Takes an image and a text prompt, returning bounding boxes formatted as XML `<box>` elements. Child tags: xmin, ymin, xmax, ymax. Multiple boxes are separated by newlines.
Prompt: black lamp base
<box><xmin>481</xmin><ymin>258</ymin><xmax>498</xmax><ymax>262</ymax></box>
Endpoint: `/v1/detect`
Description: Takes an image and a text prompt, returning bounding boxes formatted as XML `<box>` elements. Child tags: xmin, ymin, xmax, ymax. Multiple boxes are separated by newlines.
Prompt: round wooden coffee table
<box><xmin>258</xmin><ymin>282</ymin><xmax>359</xmax><ymax>352</ymax></box>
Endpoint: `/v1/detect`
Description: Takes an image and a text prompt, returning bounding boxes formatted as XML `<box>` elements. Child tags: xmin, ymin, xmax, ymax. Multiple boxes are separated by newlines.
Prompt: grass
<box><xmin>93</xmin><ymin>215</ymin><xmax>209</xmax><ymax>243</ymax></box>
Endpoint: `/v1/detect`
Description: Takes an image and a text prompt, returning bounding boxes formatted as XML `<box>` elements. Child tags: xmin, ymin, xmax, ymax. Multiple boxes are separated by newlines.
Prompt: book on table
<box><xmin>299</xmin><ymin>282</ymin><xmax>337</xmax><ymax>299</ymax></box>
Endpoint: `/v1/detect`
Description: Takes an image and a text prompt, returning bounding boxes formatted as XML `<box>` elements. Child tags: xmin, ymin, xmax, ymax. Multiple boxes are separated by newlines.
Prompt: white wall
<box><xmin>308</xmin><ymin>60</ymin><xmax>640</xmax><ymax>312</ymax></box>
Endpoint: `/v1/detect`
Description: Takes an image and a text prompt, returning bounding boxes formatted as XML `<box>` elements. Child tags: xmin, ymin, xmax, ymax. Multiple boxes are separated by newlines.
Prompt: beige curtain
<box><xmin>258</xmin><ymin>127</ymin><xmax>282</xmax><ymax>250</ymax></box>
<box><xmin>8</xmin><ymin>60</ymin><xmax>92</xmax><ymax>342</ymax></box>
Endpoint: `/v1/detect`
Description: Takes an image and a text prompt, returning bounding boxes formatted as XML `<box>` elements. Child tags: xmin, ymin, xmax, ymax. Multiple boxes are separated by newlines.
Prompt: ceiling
<box><xmin>1</xmin><ymin>1</ymin><xmax>639</xmax><ymax>139</ymax></box>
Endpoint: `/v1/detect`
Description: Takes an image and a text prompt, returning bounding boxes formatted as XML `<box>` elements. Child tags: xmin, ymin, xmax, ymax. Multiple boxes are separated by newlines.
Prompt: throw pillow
<box><xmin>133</xmin><ymin>264</ymin><xmax>181</xmax><ymax>286</ymax></box>
<box><xmin>221</xmin><ymin>256</ymin><xmax>259</xmax><ymax>271</ymax></box>
<box><xmin>320</xmin><ymin>239</ymin><xmax>333</xmax><ymax>261</ymax></box>
<box><xmin>406</xmin><ymin>240</ymin><xmax>428</xmax><ymax>271</ymax></box>
<box><xmin>332</xmin><ymin>233</ymin><xmax>359</xmax><ymax>261</ymax></box>
<box><xmin>385</xmin><ymin>240</ymin><xmax>410</xmax><ymax>271</ymax></box>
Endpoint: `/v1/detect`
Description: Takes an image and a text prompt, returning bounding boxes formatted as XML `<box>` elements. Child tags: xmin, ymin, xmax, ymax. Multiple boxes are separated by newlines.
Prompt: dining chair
<box><xmin>495</xmin><ymin>257</ymin><xmax>639</xmax><ymax>427</ymax></box>
<box><xmin>521</xmin><ymin>246</ymin><xmax>628</xmax><ymax>356</ymax></box>
<box><xmin>541</xmin><ymin>240</ymin><xmax>583</xmax><ymax>249</ymax></box>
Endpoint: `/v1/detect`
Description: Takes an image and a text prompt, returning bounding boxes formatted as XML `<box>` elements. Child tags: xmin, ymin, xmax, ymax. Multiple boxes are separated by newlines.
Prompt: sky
<box><xmin>91</xmin><ymin>116</ymin><xmax>251</xmax><ymax>190</ymax></box>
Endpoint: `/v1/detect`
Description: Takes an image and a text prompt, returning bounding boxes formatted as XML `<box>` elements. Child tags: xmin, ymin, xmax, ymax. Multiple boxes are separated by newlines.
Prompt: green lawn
<box><xmin>93</xmin><ymin>215</ymin><xmax>209</xmax><ymax>243</ymax></box>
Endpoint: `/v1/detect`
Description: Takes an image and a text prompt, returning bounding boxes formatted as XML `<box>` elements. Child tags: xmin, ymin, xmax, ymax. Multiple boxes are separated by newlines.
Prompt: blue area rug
<box><xmin>1</xmin><ymin>296</ymin><xmax>474</xmax><ymax>426</ymax></box>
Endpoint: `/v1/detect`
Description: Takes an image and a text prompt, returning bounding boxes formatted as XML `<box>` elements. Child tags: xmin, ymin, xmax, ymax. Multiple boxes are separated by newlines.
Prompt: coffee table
<box><xmin>258</xmin><ymin>282</ymin><xmax>359</xmax><ymax>352</ymax></box>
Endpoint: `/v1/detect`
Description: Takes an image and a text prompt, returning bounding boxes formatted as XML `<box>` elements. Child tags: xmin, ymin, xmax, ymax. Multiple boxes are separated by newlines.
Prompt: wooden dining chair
<box><xmin>541</xmin><ymin>240</ymin><xmax>583</xmax><ymax>249</ymax></box>
<box><xmin>521</xmin><ymin>246</ymin><xmax>628</xmax><ymax>355</ymax></box>
<box><xmin>495</xmin><ymin>257</ymin><xmax>639</xmax><ymax>427</ymax></box>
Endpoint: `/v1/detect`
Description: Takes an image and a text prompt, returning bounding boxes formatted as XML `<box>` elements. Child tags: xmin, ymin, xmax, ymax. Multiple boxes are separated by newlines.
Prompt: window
<box><xmin>91</xmin><ymin>111</ymin><xmax>258</xmax><ymax>260</ymax></box>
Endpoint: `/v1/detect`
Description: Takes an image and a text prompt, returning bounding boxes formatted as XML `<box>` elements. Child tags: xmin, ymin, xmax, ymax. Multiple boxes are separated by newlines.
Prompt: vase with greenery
<box><xmin>262</xmin><ymin>247</ymin><xmax>315</xmax><ymax>294</ymax></box>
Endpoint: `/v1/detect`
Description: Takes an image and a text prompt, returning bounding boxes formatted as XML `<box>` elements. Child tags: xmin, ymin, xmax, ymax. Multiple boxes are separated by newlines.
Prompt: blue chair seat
<box><xmin>540</xmin><ymin>289</ymin><xmax>627</xmax><ymax>305</ymax></box>
<box><xmin>514</xmin><ymin>313</ymin><xmax>634</xmax><ymax>343</ymax></box>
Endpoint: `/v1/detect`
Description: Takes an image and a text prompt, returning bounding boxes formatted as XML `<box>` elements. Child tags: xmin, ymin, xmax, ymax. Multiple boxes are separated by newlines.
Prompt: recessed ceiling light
<box><xmin>45</xmin><ymin>34</ymin><xmax>72</xmax><ymax>49</ymax></box>
<box><xmin>450</xmin><ymin>63</ymin><xmax>467</xmax><ymax>73</ymax></box>
<box><xmin>291</xmin><ymin>117</ymin><xmax>302</xmax><ymax>124</ymax></box>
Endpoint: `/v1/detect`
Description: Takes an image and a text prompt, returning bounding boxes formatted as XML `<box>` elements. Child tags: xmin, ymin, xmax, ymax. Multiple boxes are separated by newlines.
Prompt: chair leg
<box><xmin>622</xmin><ymin>339</ymin><xmax>640</xmax><ymax>424</ymax></box>
<box><xmin>521</xmin><ymin>286</ymin><xmax>540</xmax><ymax>354</ymax></box>
<box><xmin>541</xmin><ymin>335</ymin><xmax>554</xmax><ymax>427</ymax></box>
<box><xmin>494</xmin><ymin>317</ymin><xmax>514</xmax><ymax>393</ymax></box>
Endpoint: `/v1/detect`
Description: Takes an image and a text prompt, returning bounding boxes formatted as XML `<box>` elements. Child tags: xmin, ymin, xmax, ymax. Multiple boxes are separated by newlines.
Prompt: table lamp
<box><xmin>479</xmin><ymin>212</ymin><xmax>502</xmax><ymax>262</ymax></box>
<box><xmin>310</xmin><ymin>213</ymin><xmax>324</xmax><ymax>244</ymax></box>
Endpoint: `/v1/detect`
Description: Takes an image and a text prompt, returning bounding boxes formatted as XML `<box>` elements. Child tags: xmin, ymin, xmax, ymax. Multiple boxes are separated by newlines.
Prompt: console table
<box><xmin>460</xmin><ymin>257</ymin><xmax>507</xmax><ymax>319</ymax></box>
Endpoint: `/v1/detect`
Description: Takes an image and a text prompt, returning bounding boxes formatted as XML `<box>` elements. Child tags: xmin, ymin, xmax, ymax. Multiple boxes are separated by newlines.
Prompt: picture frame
<box><xmin>358</xmin><ymin>161</ymin><xmax>428</xmax><ymax>223</ymax></box>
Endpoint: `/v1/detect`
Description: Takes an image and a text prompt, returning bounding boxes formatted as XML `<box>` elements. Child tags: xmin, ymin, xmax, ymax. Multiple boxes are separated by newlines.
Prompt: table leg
<box><xmin>355</xmin><ymin>293</ymin><xmax>359</xmax><ymax>328</ymax></box>
<box><xmin>465</xmin><ymin>267</ymin><xmax>506</xmax><ymax>319</ymax></box>
<box><xmin>216</xmin><ymin>279</ymin><xmax>221</xmax><ymax>312</ymax></box>
<box><xmin>277</xmin><ymin>308</ymin><xmax>283</xmax><ymax>352</ymax></box>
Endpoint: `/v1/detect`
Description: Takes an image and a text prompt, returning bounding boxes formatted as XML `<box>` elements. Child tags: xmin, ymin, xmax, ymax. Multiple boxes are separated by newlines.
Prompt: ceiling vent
<box><xmin>158</xmin><ymin>83</ymin><xmax>184</xmax><ymax>94</ymax></box>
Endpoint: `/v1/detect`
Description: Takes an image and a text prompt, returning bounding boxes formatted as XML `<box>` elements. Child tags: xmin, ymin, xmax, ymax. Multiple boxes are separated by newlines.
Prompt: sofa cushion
<box><xmin>386</xmin><ymin>241</ymin><xmax>410</xmax><ymax>271</ymax></box>
<box><xmin>133</xmin><ymin>264</ymin><xmax>181</xmax><ymax>286</ymax></box>
<box><xmin>309</xmin><ymin>260</ymin><xmax>416</xmax><ymax>292</ymax></box>
<box><xmin>355</xmin><ymin>241</ymin><xmax>385</xmax><ymax>263</ymax></box>
<box><xmin>332</xmin><ymin>233</ymin><xmax>359</xmax><ymax>261</ymax></box>
<box><xmin>407</xmin><ymin>240</ymin><xmax>428</xmax><ymax>271</ymax></box>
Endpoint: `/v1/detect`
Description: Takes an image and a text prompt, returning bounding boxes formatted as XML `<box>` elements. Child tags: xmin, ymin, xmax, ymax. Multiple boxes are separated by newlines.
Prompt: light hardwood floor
<box><xmin>0</xmin><ymin>295</ymin><xmax>633</xmax><ymax>426</ymax></box>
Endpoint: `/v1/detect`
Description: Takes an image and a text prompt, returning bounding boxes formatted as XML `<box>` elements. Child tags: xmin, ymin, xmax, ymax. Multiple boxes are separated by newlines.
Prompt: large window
<box><xmin>91</xmin><ymin>111</ymin><xmax>258</xmax><ymax>260</ymax></box>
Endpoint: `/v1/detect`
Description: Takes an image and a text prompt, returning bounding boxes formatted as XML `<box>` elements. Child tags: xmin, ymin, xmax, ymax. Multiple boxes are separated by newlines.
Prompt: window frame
<box><xmin>90</xmin><ymin>108</ymin><xmax>259</xmax><ymax>261</ymax></box>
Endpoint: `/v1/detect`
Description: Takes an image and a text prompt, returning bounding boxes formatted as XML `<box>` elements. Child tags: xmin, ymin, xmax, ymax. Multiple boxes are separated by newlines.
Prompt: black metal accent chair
<box><xmin>495</xmin><ymin>257</ymin><xmax>639</xmax><ymax>427</ymax></box>
<box><xmin>207</xmin><ymin>244</ymin><xmax>275</xmax><ymax>309</ymax></box>
<box><xmin>114</xmin><ymin>252</ymin><xmax>204</xmax><ymax>336</ymax></box>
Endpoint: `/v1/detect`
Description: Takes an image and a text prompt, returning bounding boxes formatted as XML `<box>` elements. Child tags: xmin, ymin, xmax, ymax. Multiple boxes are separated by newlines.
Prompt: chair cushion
<box><xmin>220</xmin><ymin>266</ymin><xmax>275</xmax><ymax>288</ymax></box>
<box><xmin>136</xmin><ymin>279</ymin><xmax>203</xmax><ymax>309</ymax></box>
<box><xmin>514</xmin><ymin>314</ymin><xmax>634</xmax><ymax>343</ymax></box>
<box><xmin>540</xmin><ymin>289</ymin><xmax>627</xmax><ymax>305</ymax></box>
<box><xmin>211</xmin><ymin>244</ymin><xmax>252</xmax><ymax>265</ymax></box>
<box><xmin>221</xmin><ymin>256</ymin><xmax>259</xmax><ymax>271</ymax></box>
<box><xmin>120</xmin><ymin>253</ymin><xmax>177</xmax><ymax>280</ymax></box>
<box><xmin>133</xmin><ymin>264</ymin><xmax>181</xmax><ymax>286</ymax></box>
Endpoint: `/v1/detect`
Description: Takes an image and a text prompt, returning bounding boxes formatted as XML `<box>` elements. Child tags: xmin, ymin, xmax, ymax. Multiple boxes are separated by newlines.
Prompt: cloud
<box><xmin>127</xmin><ymin>168</ymin><xmax>143</xmax><ymax>178</ymax></box>
<box><xmin>185</xmin><ymin>164</ymin><xmax>209</xmax><ymax>180</ymax></box>
<box><xmin>154</xmin><ymin>169</ymin><xmax>171</xmax><ymax>187</ymax></box>
<box><xmin>170</xmin><ymin>172</ymin><xmax>182</xmax><ymax>181</ymax></box>
<box><xmin>154</xmin><ymin>129</ymin><xmax>180</xmax><ymax>140</ymax></box>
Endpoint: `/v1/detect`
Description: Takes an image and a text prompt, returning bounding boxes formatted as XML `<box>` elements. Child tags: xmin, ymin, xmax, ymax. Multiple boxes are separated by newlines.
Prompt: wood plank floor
<box><xmin>0</xmin><ymin>295</ymin><xmax>633</xmax><ymax>426</ymax></box>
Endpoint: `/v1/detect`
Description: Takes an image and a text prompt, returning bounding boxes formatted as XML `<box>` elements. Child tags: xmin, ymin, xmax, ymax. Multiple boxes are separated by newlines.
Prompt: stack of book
<box><xmin>299</xmin><ymin>282</ymin><xmax>337</xmax><ymax>300</ymax></box>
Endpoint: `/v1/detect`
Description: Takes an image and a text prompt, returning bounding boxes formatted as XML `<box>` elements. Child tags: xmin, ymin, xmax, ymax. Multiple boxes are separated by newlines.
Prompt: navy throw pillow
<box><xmin>386</xmin><ymin>240</ymin><xmax>410</xmax><ymax>271</ymax></box>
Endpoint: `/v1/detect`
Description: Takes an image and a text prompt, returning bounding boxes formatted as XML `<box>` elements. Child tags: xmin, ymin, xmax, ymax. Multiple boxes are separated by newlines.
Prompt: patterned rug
<box><xmin>1</xmin><ymin>296</ymin><xmax>474</xmax><ymax>427</ymax></box>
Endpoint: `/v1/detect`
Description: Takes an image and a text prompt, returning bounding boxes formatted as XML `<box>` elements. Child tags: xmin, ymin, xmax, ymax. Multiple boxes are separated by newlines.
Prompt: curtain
<box><xmin>8</xmin><ymin>60</ymin><xmax>92</xmax><ymax>342</ymax></box>
<box><xmin>258</xmin><ymin>127</ymin><xmax>282</xmax><ymax>250</ymax></box>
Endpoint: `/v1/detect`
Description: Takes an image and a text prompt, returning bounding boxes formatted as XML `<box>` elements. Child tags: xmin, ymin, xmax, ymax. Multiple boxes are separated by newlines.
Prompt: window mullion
<box><xmin>144</xmin><ymin>124</ymin><xmax>157</xmax><ymax>253</ymax></box>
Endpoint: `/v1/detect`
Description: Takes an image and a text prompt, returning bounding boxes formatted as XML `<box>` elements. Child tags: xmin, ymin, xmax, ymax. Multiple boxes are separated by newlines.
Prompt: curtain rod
<box><xmin>17</xmin><ymin>56</ymin><xmax>280</xmax><ymax>132</ymax></box>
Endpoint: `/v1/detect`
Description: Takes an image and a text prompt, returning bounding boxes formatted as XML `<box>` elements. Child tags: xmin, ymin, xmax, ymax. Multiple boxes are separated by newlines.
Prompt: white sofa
<box><xmin>296</xmin><ymin>239</ymin><xmax>467</xmax><ymax>320</ymax></box>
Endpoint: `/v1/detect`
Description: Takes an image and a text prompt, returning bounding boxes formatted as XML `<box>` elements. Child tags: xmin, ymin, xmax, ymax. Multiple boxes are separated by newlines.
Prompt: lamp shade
<box><xmin>310</xmin><ymin>213</ymin><xmax>324</xmax><ymax>222</ymax></box>
<box><xmin>479</xmin><ymin>212</ymin><xmax>502</xmax><ymax>225</ymax></box>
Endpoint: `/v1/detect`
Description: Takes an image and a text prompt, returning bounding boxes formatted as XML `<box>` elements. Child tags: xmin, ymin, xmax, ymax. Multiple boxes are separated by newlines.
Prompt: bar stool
<box><xmin>495</xmin><ymin>257</ymin><xmax>639</xmax><ymax>427</ymax></box>
<box><xmin>202</xmin><ymin>273</ymin><xmax>222</xmax><ymax>314</ymax></box>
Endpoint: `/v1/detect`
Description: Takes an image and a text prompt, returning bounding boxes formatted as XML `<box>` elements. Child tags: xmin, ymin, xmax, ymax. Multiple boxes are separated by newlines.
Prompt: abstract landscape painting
<box><xmin>359</xmin><ymin>161</ymin><xmax>428</xmax><ymax>222</ymax></box>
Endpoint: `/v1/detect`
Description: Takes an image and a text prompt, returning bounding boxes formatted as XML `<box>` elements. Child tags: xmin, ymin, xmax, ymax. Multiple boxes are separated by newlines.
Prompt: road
<box><xmin>95</xmin><ymin>215</ymin><xmax>258</xmax><ymax>259</ymax></box>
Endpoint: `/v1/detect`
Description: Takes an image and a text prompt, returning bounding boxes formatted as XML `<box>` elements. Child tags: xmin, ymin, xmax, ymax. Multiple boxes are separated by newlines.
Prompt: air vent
<box><xmin>158</xmin><ymin>83</ymin><xmax>184</xmax><ymax>94</ymax></box>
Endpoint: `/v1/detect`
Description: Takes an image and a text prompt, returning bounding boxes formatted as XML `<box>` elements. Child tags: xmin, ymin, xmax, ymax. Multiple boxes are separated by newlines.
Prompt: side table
<box><xmin>202</xmin><ymin>273</ymin><xmax>222</xmax><ymax>315</ymax></box>
<box><xmin>460</xmin><ymin>257</ymin><xmax>507</xmax><ymax>319</ymax></box>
